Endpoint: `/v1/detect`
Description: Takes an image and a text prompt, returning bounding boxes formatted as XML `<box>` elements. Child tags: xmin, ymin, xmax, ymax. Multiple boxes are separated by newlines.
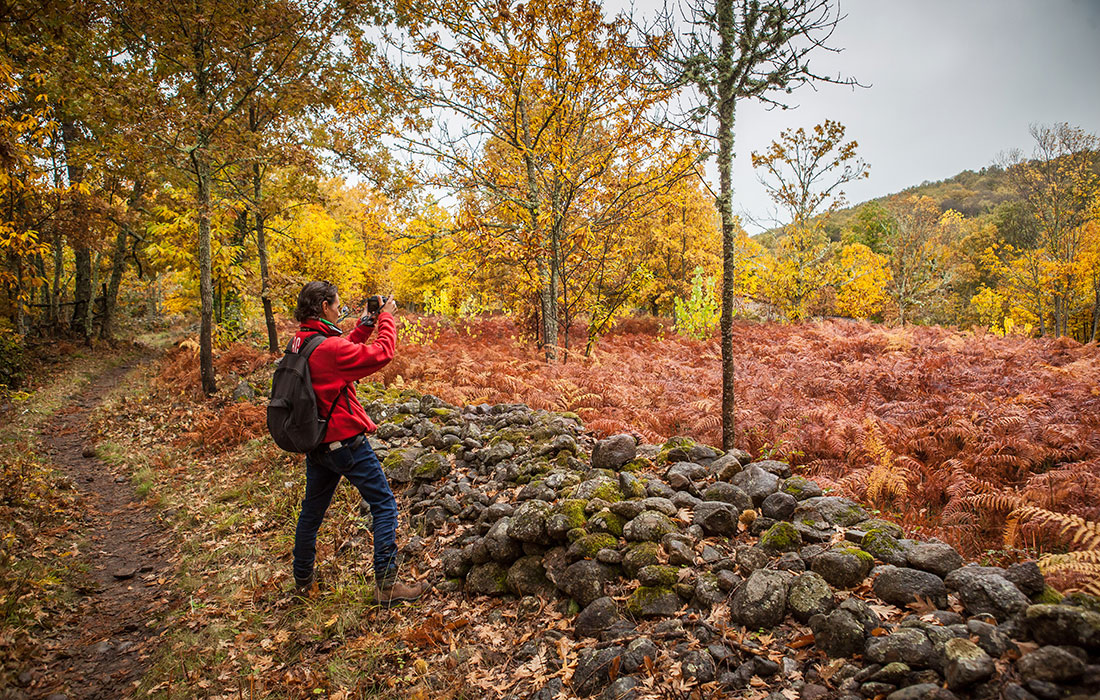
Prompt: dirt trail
<box><xmin>30</xmin><ymin>359</ymin><xmax>174</xmax><ymax>700</ymax></box>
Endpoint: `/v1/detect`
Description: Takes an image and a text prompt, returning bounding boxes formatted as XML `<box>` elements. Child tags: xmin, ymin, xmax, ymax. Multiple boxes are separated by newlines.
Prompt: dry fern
<box><xmin>1006</xmin><ymin>506</ymin><xmax>1100</xmax><ymax>595</ymax></box>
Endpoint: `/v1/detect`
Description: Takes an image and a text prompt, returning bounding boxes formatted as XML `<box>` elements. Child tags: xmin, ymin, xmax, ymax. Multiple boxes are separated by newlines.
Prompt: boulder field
<box><xmin>362</xmin><ymin>389</ymin><xmax>1100</xmax><ymax>700</ymax></box>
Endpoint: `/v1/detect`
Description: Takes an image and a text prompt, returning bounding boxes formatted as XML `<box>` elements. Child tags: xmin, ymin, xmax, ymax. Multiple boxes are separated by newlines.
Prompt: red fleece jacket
<box><xmin>292</xmin><ymin>313</ymin><xmax>396</xmax><ymax>442</ymax></box>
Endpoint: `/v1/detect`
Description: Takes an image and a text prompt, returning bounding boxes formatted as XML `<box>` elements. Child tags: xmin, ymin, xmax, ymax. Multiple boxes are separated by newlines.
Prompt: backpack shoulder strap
<box><xmin>285</xmin><ymin>331</ymin><xmax>327</xmax><ymax>357</ymax></box>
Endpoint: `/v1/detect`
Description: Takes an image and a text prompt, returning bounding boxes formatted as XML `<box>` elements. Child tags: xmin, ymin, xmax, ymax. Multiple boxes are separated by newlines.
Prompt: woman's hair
<box><xmin>295</xmin><ymin>280</ymin><xmax>338</xmax><ymax>322</ymax></box>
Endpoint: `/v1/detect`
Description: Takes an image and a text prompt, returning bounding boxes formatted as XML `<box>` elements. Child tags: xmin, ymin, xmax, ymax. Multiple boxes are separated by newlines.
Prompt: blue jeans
<box><xmin>293</xmin><ymin>437</ymin><xmax>399</xmax><ymax>585</ymax></box>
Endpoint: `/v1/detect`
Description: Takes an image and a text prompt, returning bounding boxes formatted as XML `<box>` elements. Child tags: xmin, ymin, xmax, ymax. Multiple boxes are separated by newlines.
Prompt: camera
<box><xmin>366</xmin><ymin>295</ymin><xmax>390</xmax><ymax>314</ymax></box>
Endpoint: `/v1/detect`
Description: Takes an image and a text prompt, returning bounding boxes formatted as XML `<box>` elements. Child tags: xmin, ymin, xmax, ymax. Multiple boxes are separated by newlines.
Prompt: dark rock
<box><xmin>609</xmin><ymin>500</ymin><xmax>645</xmax><ymax>521</ymax></box>
<box><xmin>716</xmin><ymin>569</ymin><xmax>740</xmax><ymax>592</ymax></box>
<box><xmin>873</xmin><ymin>566</ymin><xmax>948</xmax><ymax>608</ymax></box>
<box><xmin>569</xmin><ymin>533</ymin><xmax>619</xmax><ymax>561</ymax></box>
<box><xmin>692</xmin><ymin>573</ymin><xmax>725</xmax><ymax>610</ymax></box>
<box><xmin>510</xmin><ymin>500</ymin><xmax>553</xmax><ymax>544</ymax></box>
<box><xmin>759</xmin><ymin>521</ymin><xmax>803</xmax><ymax>553</ymax></box>
<box><xmin>1024</xmin><ymin>604</ymin><xmax>1100</xmax><ymax>648</ymax></box>
<box><xmin>560</xmin><ymin>560</ymin><xmax>613</xmax><ymax>607</ymax></box>
<box><xmin>787</xmin><ymin>571</ymin><xmax>836</xmax><ymax>623</ymax></box>
<box><xmin>480</xmin><ymin>441</ymin><xmax>515</xmax><ymax>466</ymax></box>
<box><xmin>801</xmin><ymin>684</ymin><xmax>830</xmax><ymax>700</ymax></box>
<box><xmin>942</xmin><ymin>638</ymin><xmax>994</xmax><ymax>689</ymax></box>
<box><xmin>573</xmin><ymin>646</ymin><xmax>625</xmax><ymax>697</ymax></box>
<box><xmin>810</xmin><ymin>609</ymin><xmax>866</xmax><ymax>658</ymax></box>
<box><xmin>864</xmin><ymin>628</ymin><xmax>934</xmax><ymax>667</ymax></box>
<box><xmin>485</xmin><ymin>518</ymin><xmax>524</xmax><ymax>563</ymax></box>
<box><xmin>1023</xmin><ymin>680</ymin><xmax>1063</xmax><ymax>700</ymax></box>
<box><xmin>861</xmin><ymin>682</ymin><xmax>897</xmax><ymax>697</ymax></box>
<box><xmin>622</xmin><ymin>542</ymin><xmax>661</xmax><ymax>578</ymax></box>
<box><xmin>812</xmin><ymin>547</ymin><xmax>874</xmax><ymax>589</ymax></box>
<box><xmin>626</xmin><ymin>585</ymin><xmax>680</xmax><ymax>618</ymax></box>
<box><xmin>507</xmin><ymin>556</ymin><xmax>555</xmax><ymax>597</ymax></box>
<box><xmin>745</xmin><ymin>460</ymin><xmax>792</xmax><ymax>478</ymax></box>
<box><xmin>573</xmin><ymin>476</ymin><xmax>623</xmax><ymax>503</ymax></box>
<box><xmin>928</xmin><ymin>610</ymin><xmax>965</xmax><ymax>626</ymax></box>
<box><xmin>640</xmin><ymin>496</ymin><xmax>677</xmax><ymax>516</ymax></box>
<box><xmin>782</xmin><ymin>475</ymin><xmax>824</xmax><ymax>501</ymax></box>
<box><xmin>945</xmin><ymin>567</ymin><xmax>1030</xmax><ymax>621</ymax></box>
<box><xmin>711</xmin><ymin>453</ymin><xmax>746</xmax><ymax>481</ymax></box>
<box><xmin>1003</xmin><ymin>683</ymin><xmax>1039</xmax><ymax>700</ymax></box>
<box><xmin>693</xmin><ymin>501</ymin><xmax>739</xmax><ymax>536</ymax></box>
<box><xmin>575</xmin><ymin>597</ymin><xmax>622</xmax><ymax>639</ymax></box>
<box><xmin>862</xmin><ymin>530</ymin><xmax>910</xmax><ymax>567</ymax></box>
<box><xmin>966</xmin><ymin>619</ymin><xmax>1010</xmax><ymax>657</ymax></box>
<box><xmin>761</xmin><ymin>491</ymin><xmax>798</xmax><ymax>520</ymax></box>
<box><xmin>412</xmin><ymin>452</ymin><xmax>451</xmax><ymax>481</ymax></box>
<box><xmin>1006</xmin><ymin>561</ymin><xmax>1045</xmax><ymax>598</ymax></box>
<box><xmin>637</xmin><ymin>565</ymin><xmax>679</xmax><ymax>588</ymax></box>
<box><xmin>794</xmin><ymin>496</ymin><xmax>869</xmax><ymax>528</ymax></box>
<box><xmin>735</xmin><ymin>544</ymin><xmax>772</xmax><ymax>573</ymax></box>
<box><xmin>776</xmin><ymin>551</ymin><xmax>806</xmax><ymax>572</ymax></box>
<box><xmin>868</xmin><ymin>662</ymin><xmax>910</xmax><ymax>685</ymax></box>
<box><xmin>750</xmin><ymin>515</ymin><xmax>776</xmax><ymax>536</ymax></box>
<box><xmin>621</xmin><ymin>637</ymin><xmax>658</xmax><ymax>674</ymax></box>
<box><xmin>731</xmin><ymin>569</ymin><xmax>790</xmax><ymax>628</ymax></box>
<box><xmin>232</xmin><ymin>379</ymin><xmax>255</xmax><ymax>402</ymax></box>
<box><xmin>588</xmin><ymin>509</ymin><xmax>625</xmax><ymax>538</ymax></box>
<box><xmin>592</xmin><ymin>434</ymin><xmax>637</xmax><ymax>471</ymax></box>
<box><xmin>600</xmin><ymin>676</ymin><xmax>637</xmax><ymax>700</ymax></box>
<box><xmin>1016</xmin><ymin>646</ymin><xmax>1086</xmax><ymax>682</ymax></box>
<box><xmin>666</xmin><ymin>538</ymin><xmax>694</xmax><ymax>566</ymax></box>
<box><xmin>886</xmin><ymin>684</ymin><xmax>958</xmax><ymax>700</ymax></box>
<box><xmin>466</xmin><ymin>562</ymin><xmax>509</xmax><ymax>595</ymax></box>
<box><xmin>731</xmin><ymin>466</ymin><xmax>780</xmax><ymax>505</ymax></box>
<box><xmin>906</xmin><ymin>543</ymin><xmax>964</xmax><ymax>578</ymax></box>
<box><xmin>667</xmin><ymin>461</ymin><xmax>707</xmax><ymax>492</ymax></box>
<box><xmin>703</xmin><ymin>482</ymin><xmax>753</xmax><ymax>511</ymax></box>
<box><xmin>624</xmin><ymin>511</ymin><xmax>676</xmax><ymax>542</ymax></box>
<box><xmin>681</xmin><ymin>649</ymin><xmax>716</xmax><ymax>684</ymax></box>
<box><xmin>618</xmin><ymin>472</ymin><xmax>646</xmax><ymax>499</ymax></box>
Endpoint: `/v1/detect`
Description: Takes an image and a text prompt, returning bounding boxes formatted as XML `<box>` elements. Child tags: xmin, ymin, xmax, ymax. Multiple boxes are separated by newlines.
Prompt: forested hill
<box><xmin>812</xmin><ymin>151</ymin><xmax>1100</xmax><ymax>239</ymax></box>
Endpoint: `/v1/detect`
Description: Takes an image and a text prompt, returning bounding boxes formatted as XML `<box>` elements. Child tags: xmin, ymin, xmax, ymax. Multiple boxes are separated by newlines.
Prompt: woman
<box><xmin>289</xmin><ymin>280</ymin><xmax>425</xmax><ymax>606</ymax></box>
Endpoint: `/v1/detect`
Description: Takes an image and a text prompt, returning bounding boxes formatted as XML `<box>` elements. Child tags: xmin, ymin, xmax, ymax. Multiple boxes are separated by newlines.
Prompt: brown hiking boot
<box><xmin>293</xmin><ymin>572</ymin><xmax>318</xmax><ymax>598</ymax></box>
<box><xmin>375</xmin><ymin>580</ymin><xmax>426</xmax><ymax>608</ymax></box>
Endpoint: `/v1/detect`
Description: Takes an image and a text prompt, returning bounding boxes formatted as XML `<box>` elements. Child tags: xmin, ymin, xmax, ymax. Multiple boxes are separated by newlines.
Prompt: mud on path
<box><xmin>30</xmin><ymin>359</ymin><xmax>174</xmax><ymax>700</ymax></box>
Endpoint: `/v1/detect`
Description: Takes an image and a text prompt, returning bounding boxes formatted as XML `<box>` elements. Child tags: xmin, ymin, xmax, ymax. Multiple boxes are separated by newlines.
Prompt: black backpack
<box><xmin>267</xmin><ymin>333</ymin><xmax>348</xmax><ymax>453</ymax></box>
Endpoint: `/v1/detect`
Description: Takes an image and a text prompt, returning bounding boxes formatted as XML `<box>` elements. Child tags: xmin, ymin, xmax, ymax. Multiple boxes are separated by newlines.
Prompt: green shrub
<box><xmin>673</xmin><ymin>267</ymin><xmax>719</xmax><ymax>340</ymax></box>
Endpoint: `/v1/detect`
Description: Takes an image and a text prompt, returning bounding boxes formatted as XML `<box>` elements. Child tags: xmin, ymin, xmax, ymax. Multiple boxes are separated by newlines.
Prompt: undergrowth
<box><xmin>0</xmin><ymin>354</ymin><xmax>121</xmax><ymax>690</ymax></box>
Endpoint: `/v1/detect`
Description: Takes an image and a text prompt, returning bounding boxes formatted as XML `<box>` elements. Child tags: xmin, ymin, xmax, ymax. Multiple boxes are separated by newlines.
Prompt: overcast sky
<box><xmin>625</xmin><ymin>0</ymin><xmax>1100</xmax><ymax>232</ymax></box>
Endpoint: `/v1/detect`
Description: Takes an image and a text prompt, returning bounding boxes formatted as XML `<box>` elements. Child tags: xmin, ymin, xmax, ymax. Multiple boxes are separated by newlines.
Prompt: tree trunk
<box><xmin>716</xmin><ymin>0</ymin><xmax>736</xmax><ymax>451</ymax></box>
<box><xmin>253</xmin><ymin>163</ymin><xmax>278</xmax><ymax>352</ymax></box>
<box><xmin>102</xmin><ymin>180</ymin><xmax>144</xmax><ymax>341</ymax></box>
<box><xmin>72</xmin><ymin>247</ymin><xmax>92</xmax><ymax>340</ymax></box>
<box><xmin>60</xmin><ymin>119</ymin><xmax>91</xmax><ymax>341</ymax></box>
<box><xmin>519</xmin><ymin>97</ymin><xmax>555</xmax><ymax>362</ymax></box>
<box><xmin>51</xmin><ymin>235</ymin><xmax>62</xmax><ymax>326</ymax></box>
<box><xmin>193</xmin><ymin>130</ymin><xmax>217</xmax><ymax>395</ymax></box>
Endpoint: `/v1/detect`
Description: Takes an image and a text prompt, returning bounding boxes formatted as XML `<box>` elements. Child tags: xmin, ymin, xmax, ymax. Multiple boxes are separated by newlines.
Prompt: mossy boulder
<box><xmin>811</xmin><ymin>546</ymin><xmax>874</xmax><ymax>589</ymax></box>
<box><xmin>623</xmin><ymin>511</ymin><xmax>676</xmax><ymax>542</ymax></box>
<box><xmin>623</xmin><ymin>542</ymin><xmax>662</xmax><ymax>578</ymax></box>
<box><xmin>509</xmin><ymin>499</ymin><xmax>553</xmax><ymax>544</ymax></box>
<box><xmin>656</xmin><ymin>436</ymin><xmax>696</xmax><ymax>464</ymax></box>
<box><xmin>412</xmin><ymin>452</ymin><xmax>450</xmax><ymax>481</ymax></box>
<box><xmin>568</xmin><ymin>533</ymin><xmax>619</xmax><ymax>561</ymax></box>
<box><xmin>637</xmin><ymin>564</ymin><xmax>679</xmax><ymax>587</ymax></box>
<box><xmin>620</xmin><ymin>458</ymin><xmax>649</xmax><ymax>473</ymax></box>
<box><xmin>759</xmin><ymin>521</ymin><xmax>803</xmax><ymax>553</ymax></box>
<box><xmin>781</xmin><ymin>475</ymin><xmax>824</xmax><ymax>501</ymax></box>
<box><xmin>547</xmin><ymin>499</ymin><xmax>587</xmax><ymax>540</ymax></box>
<box><xmin>861</xmin><ymin>529</ymin><xmax>909</xmax><ymax>566</ymax></box>
<box><xmin>793</xmin><ymin>496</ymin><xmax>869</xmax><ymax>528</ymax></box>
<box><xmin>588</xmin><ymin>509</ymin><xmax>625</xmax><ymax>537</ymax></box>
<box><xmin>506</xmin><ymin>556</ymin><xmax>556</xmax><ymax>597</ymax></box>
<box><xmin>627</xmin><ymin>585</ymin><xmax>681</xmax><ymax>618</ymax></box>
<box><xmin>787</xmin><ymin>571</ymin><xmax>836</xmax><ymax>623</ymax></box>
<box><xmin>382</xmin><ymin>447</ymin><xmax>423</xmax><ymax>483</ymax></box>
<box><xmin>466</xmin><ymin>562</ymin><xmax>509</xmax><ymax>596</ymax></box>
<box><xmin>571</xmin><ymin>477</ymin><xmax>623</xmax><ymax>503</ymax></box>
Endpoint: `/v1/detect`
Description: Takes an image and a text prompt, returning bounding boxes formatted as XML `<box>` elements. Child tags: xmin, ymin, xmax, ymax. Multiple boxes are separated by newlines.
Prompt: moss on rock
<box><xmin>551</xmin><ymin>499</ymin><xmax>588</xmax><ymax>530</ymax></box>
<box><xmin>569</xmin><ymin>533</ymin><xmax>619</xmax><ymax>560</ymax></box>
<box><xmin>589</xmin><ymin>509</ymin><xmax>625</xmax><ymax>537</ymax></box>
<box><xmin>759</xmin><ymin>521</ymin><xmax>803</xmax><ymax>552</ymax></box>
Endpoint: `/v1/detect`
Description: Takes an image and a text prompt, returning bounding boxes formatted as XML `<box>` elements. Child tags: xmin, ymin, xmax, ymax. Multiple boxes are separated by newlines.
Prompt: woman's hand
<box><xmin>381</xmin><ymin>296</ymin><xmax>397</xmax><ymax>315</ymax></box>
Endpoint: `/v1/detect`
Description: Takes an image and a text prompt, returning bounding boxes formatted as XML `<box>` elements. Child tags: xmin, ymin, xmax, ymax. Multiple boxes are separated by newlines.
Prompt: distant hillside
<box><xmin>756</xmin><ymin>152</ymin><xmax>1100</xmax><ymax>243</ymax></box>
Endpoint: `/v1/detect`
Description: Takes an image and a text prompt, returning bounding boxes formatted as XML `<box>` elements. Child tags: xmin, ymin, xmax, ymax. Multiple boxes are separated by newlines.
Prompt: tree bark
<box><xmin>253</xmin><ymin>162</ymin><xmax>279</xmax><ymax>352</ymax></box>
<box><xmin>60</xmin><ymin>118</ymin><xmax>92</xmax><ymax>341</ymax></box>
<box><xmin>193</xmin><ymin>131</ymin><xmax>217</xmax><ymax>395</ymax></box>
<box><xmin>102</xmin><ymin>179</ymin><xmax>144</xmax><ymax>340</ymax></box>
<box><xmin>716</xmin><ymin>0</ymin><xmax>736</xmax><ymax>451</ymax></box>
<box><xmin>519</xmin><ymin>96</ymin><xmax>556</xmax><ymax>362</ymax></box>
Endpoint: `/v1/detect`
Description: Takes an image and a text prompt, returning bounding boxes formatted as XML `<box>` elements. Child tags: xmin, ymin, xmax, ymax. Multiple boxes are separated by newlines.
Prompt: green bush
<box><xmin>673</xmin><ymin>266</ymin><xmax>720</xmax><ymax>339</ymax></box>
